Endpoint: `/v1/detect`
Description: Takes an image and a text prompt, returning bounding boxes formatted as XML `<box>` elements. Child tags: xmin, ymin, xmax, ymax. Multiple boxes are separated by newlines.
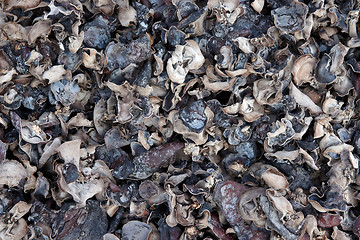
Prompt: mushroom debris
<box><xmin>1</xmin><ymin>0</ymin><xmax>360</xmax><ymax>239</ymax></box>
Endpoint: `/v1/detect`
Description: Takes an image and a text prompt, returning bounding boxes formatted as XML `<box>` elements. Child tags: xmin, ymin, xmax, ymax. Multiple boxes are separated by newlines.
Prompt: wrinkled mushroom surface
<box><xmin>1</xmin><ymin>0</ymin><xmax>360</xmax><ymax>239</ymax></box>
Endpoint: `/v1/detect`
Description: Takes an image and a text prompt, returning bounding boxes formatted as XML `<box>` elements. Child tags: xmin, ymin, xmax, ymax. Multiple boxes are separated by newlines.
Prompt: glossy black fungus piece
<box><xmin>206</xmin><ymin>99</ymin><xmax>238</xmax><ymax>128</ymax></box>
<box><xmin>52</xmin><ymin>200</ymin><xmax>108</xmax><ymax>240</ymax></box>
<box><xmin>207</xmin><ymin>37</ymin><xmax>226</xmax><ymax>55</ymax></box>
<box><xmin>271</xmin><ymin>2</ymin><xmax>308</xmax><ymax>33</ymax></box>
<box><xmin>106</xmin><ymin>182</ymin><xmax>137</xmax><ymax>207</ymax></box>
<box><xmin>159</xmin><ymin>219</ymin><xmax>183</xmax><ymax>240</ymax></box>
<box><xmin>62</xmin><ymin>163</ymin><xmax>79</xmax><ymax>183</ymax></box>
<box><xmin>272</xmin><ymin>162</ymin><xmax>313</xmax><ymax>191</ymax></box>
<box><xmin>107</xmin><ymin>207</ymin><xmax>124</xmax><ymax>233</ymax></box>
<box><xmin>50</xmin><ymin>80</ymin><xmax>81</xmax><ymax>107</ymax></box>
<box><xmin>308</xmin><ymin>185</ymin><xmax>347</xmax><ymax>211</ymax></box>
<box><xmin>235</xmin><ymin>141</ymin><xmax>257</xmax><ymax>161</ymax></box>
<box><xmin>212</xmin><ymin>23</ymin><xmax>228</xmax><ymax>38</ymax></box>
<box><xmin>166</xmin><ymin>26</ymin><xmax>186</xmax><ymax>48</ymax></box>
<box><xmin>179</xmin><ymin>100</ymin><xmax>207</xmax><ymax>133</ymax></box>
<box><xmin>83</xmin><ymin>21</ymin><xmax>111</xmax><ymax>49</ymax></box>
<box><xmin>97</xmin><ymin>147</ymin><xmax>135</xmax><ymax>180</ymax></box>
<box><xmin>133</xmin><ymin>60</ymin><xmax>152</xmax><ymax>87</ymax></box>
<box><xmin>315</xmin><ymin>54</ymin><xmax>336</xmax><ymax>84</ymax></box>
<box><xmin>58</xmin><ymin>49</ymin><xmax>82</xmax><ymax>72</ymax></box>
<box><xmin>178</xmin><ymin>8</ymin><xmax>205</xmax><ymax>30</ymax></box>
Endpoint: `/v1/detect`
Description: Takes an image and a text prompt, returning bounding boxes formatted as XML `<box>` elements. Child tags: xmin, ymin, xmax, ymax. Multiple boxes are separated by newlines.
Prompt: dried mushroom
<box><xmin>1</xmin><ymin>0</ymin><xmax>360</xmax><ymax>238</ymax></box>
<box><xmin>166</xmin><ymin>40</ymin><xmax>205</xmax><ymax>84</ymax></box>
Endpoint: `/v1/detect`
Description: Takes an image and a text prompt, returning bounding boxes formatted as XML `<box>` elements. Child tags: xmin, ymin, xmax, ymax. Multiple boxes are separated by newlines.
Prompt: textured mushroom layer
<box><xmin>1</xmin><ymin>0</ymin><xmax>360</xmax><ymax>239</ymax></box>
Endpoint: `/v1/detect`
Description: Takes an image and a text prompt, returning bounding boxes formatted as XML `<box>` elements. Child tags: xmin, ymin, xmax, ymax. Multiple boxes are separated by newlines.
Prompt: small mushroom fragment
<box><xmin>118</xmin><ymin>6</ymin><xmax>137</xmax><ymax>27</ymax></box>
<box><xmin>167</xmin><ymin>40</ymin><xmax>205</xmax><ymax>84</ymax></box>
<box><xmin>132</xmin><ymin>142</ymin><xmax>185</xmax><ymax>179</ymax></box>
<box><xmin>179</xmin><ymin>100</ymin><xmax>207</xmax><ymax>133</ymax></box>
<box><xmin>353</xmin><ymin>216</ymin><xmax>360</xmax><ymax>238</ymax></box>
<box><xmin>83</xmin><ymin>16</ymin><xmax>111</xmax><ymax>49</ymax></box>
<box><xmin>292</xmin><ymin>55</ymin><xmax>316</xmax><ymax>85</ymax></box>
<box><xmin>53</xmin><ymin>200</ymin><xmax>108</xmax><ymax>240</ymax></box>
<box><xmin>0</xmin><ymin>160</ymin><xmax>36</xmax><ymax>189</ymax></box>
<box><xmin>238</xmin><ymin>187</ymin><xmax>267</xmax><ymax>227</ymax></box>
<box><xmin>253</xmin><ymin>79</ymin><xmax>283</xmax><ymax>105</ymax></box>
<box><xmin>139</xmin><ymin>180</ymin><xmax>159</xmax><ymax>199</ymax></box>
<box><xmin>317</xmin><ymin>212</ymin><xmax>342</xmax><ymax>228</ymax></box>
<box><xmin>121</xmin><ymin>221</ymin><xmax>152</xmax><ymax>240</ymax></box>
<box><xmin>0</xmin><ymin>201</ymin><xmax>31</xmax><ymax>240</ymax></box>
<box><xmin>250</xmin><ymin>163</ymin><xmax>289</xmax><ymax>191</ymax></box>
<box><xmin>0</xmin><ymin>141</ymin><xmax>6</xmax><ymax>164</ymax></box>
<box><xmin>214</xmin><ymin>181</ymin><xmax>270</xmax><ymax>239</ymax></box>
<box><xmin>271</xmin><ymin>1</ymin><xmax>309</xmax><ymax>33</ymax></box>
<box><xmin>289</xmin><ymin>82</ymin><xmax>322</xmax><ymax>115</ymax></box>
<box><xmin>43</xmin><ymin>65</ymin><xmax>67</xmax><ymax>84</ymax></box>
<box><xmin>315</xmin><ymin>54</ymin><xmax>336</xmax><ymax>84</ymax></box>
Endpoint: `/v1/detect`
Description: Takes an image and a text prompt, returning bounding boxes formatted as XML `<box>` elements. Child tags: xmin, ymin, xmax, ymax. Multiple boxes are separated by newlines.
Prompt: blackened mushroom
<box><xmin>271</xmin><ymin>1</ymin><xmax>309</xmax><ymax>33</ymax></box>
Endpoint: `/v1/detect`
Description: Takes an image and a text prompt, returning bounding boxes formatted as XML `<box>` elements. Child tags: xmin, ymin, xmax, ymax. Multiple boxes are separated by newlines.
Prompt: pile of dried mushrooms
<box><xmin>1</xmin><ymin>0</ymin><xmax>360</xmax><ymax>239</ymax></box>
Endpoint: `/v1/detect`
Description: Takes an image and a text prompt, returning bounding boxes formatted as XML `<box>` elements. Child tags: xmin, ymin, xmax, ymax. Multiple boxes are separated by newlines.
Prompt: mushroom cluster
<box><xmin>1</xmin><ymin>0</ymin><xmax>360</xmax><ymax>239</ymax></box>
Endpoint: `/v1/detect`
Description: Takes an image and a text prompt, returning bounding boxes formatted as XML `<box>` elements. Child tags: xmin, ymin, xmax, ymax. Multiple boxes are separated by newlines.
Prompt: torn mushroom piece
<box><xmin>315</xmin><ymin>54</ymin><xmax>336</xmax><ymax>84</ymax></box>
<box><xmin>52</xmin><ymin>200</ymin><xmax>108</xmax><ymax>239</ymax></box>
<box><xmin>292</xmin><ymin>54</ymin><xmax>317</xmax><ymax>86</ymax></box>
<box><xmin>266</xmin><ymin>189</ymin><xmax>304</xmax><ymax>232</ymax></box>
<box><xmin>308</xmin><ymin>185</ymin><xmax>347</xmax><ymax>212</ymax></box>
<box><xmin>168</xmin><ymin>107</ymin><xmax>213</xmax><ymax>145</ymax></box>
<box><xmin>253</xmin><ymin>78</ymin><xmax>283</xmax><ymax>106</ymax></box>
<box><xmin>131</xmin><ymin>142</ymin><xmax>185</xmax><ymax>179</ymax></box>
<box><xmin>289</xmin><ymin>82</ymin><xmax>322</xmax><ymax>115</ymax></box>
<box><xmin>167</xmin><ymin>40</ymin><xmax>205</xmax><ymax>84</ymax></box>
<box><xmin>10</xmin><ymin>112</ymin><xmax>49</xmax><ymax>144</ymax></box>
<box><xmin>121</xmin><ymin>221</ymin><xmax>152</xmax><ymax>240</ymax></box>
<box><xmin>265</xmin><ymin>119</ymin><xmax>296</xmax><ymax>151</ymax></box>
<box><xmin>213</xmin><ymin>180</ymin><xmax>270</xmax><ymax>239</ymax></box>
<box><xmin>238</xmin><ymin>187</ymin><xmax>267</xmax><ymax>228</ymax></box>
<box><xmin>271</xmin><ymin>1</ymin><xmax>309</xmax><ymax>33</ymax></box>
<box><xmin>0</xmin><ymin>201</ymin><xmax>31</xmax><ymax>240</ymax></box>
<box><xmin>56</xmin><ymin>162</ymin><xmax>107</xmax><ymax>206</ymax></box>
<box><xmin>118</xmin><ymin>5</ymin><xmax>137</xmax><ymax>27</ymax></box>
<box><xmin>239</xmin><ymin>96</ymin><xmax>265</xmax><ymax>122</ymax></box>
<box><xmin>207</xmin><ymin>0</ymin><xmax>243</xmax><ymax>24</ymax></box>
<box><xmin>0</xmin><ymin>159</ymin><xmax>36</xmax><ymax>190</ymax></box>
<box><xmin>249</xmin><ymin>163</ymin><xmax>289</xmax><ymax>191</ymax></box>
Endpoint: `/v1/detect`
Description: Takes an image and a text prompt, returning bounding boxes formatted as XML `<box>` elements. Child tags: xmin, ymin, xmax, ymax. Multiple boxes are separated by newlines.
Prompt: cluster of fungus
<box><xmin>1</xmin><ymin>0</ymin><xmax>360</xmax><ymax>239</ymax></box>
